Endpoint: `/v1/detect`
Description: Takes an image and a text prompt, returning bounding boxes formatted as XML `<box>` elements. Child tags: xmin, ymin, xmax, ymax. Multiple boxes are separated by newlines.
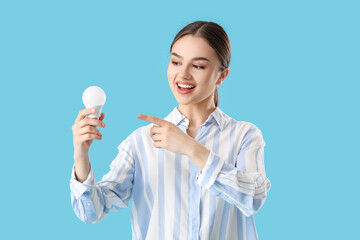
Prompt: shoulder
<box><xmin>223</xmin><ymin>113</ymin><xmax>265</xmax><ymax>144</ymax></box>
<box><xmin>118</xmin><ymin>123</ymin><xmax>154</xmax><ymax>148</ymax></box>
<box><xmin>124</xmin><ymin>123</ymin><xmax>152</xmax><ymax>140</ymax></box>
<box><xmin>224</xmin><ymin>113</ymin><xmax>262</xmax><ymax>134</ymax></box>
<box><xmin>217</xmin><ymin>107</ymin><xmax>261</xmax><ymax>132</ymax></box>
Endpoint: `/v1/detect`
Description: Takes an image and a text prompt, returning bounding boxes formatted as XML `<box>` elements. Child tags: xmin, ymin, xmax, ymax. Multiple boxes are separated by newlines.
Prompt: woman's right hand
<box><xmin>72</xmin><ymin>108</ymin><xmax>106</xmax><ymax>159</ymax></box>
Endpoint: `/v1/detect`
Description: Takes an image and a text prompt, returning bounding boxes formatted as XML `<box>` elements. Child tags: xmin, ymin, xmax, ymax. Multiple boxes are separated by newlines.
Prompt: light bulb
<box><xmin>82</xmin><ymin>86</ymin><xmax>106</xmax><ymax>119</ymax></box>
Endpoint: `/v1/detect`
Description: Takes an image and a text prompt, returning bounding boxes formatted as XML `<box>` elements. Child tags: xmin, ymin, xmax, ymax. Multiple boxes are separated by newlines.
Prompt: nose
<box><xmin>179</xmin><ymin>64</ymin><xmax>191</xmax><ymax>80</ymax></box>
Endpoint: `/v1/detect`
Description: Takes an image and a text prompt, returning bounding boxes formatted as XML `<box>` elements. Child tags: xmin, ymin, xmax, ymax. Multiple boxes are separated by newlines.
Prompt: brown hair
<box><xmin>169</xmin><ymin>21</ymin><xmax>231</xmax><ymax>107</ymax></box>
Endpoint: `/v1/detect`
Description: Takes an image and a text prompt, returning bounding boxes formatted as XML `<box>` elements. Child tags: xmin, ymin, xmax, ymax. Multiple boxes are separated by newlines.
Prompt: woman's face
<box><xmin>167</xmin><ymin>35</ymin><xmax>225</xmax><ymax>106</ymax></box>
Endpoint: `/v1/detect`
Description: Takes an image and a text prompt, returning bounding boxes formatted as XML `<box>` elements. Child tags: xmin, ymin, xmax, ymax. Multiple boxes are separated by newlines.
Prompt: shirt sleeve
<box><xmin>196</xmin><ymin>124</ymin><xmax>271</xmax><ymax>217</ymax></box>
<box><xmin>69</xmin><ymin>134</ymin><xmax>135</xmax><ymax>224</ymax></box>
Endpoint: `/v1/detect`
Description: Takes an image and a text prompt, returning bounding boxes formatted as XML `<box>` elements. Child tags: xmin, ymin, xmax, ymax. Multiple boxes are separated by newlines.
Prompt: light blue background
<box><xmin>1</xmin><ymin>0</ymin><xmax>359</xmax><ymax>239</ymax></box>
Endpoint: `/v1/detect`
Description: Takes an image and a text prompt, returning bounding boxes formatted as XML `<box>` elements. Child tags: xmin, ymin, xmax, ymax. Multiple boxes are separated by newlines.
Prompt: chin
<box><xmin>176</xmin><ymin>96</ymin><xmax>204</xmax><ymax>106</ymax></box>
<box><xmin>176</xmin><ymin>99</ymin><xmax>193</xmax><ymax>105</ymax></box>
<box><xmin>173</xmin><ymin>95</ymin><xmax>191</xmax><ymax>105</ymax></box>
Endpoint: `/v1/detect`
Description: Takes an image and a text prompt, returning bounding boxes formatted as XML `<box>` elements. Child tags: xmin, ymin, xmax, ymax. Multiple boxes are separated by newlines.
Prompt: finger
<box><xmin>78</xmin><ymin>133</ymin><xmax>102</xmax><ymax>142</ymax></box>
<box><xmin>78</xmin><ymin>118</ymin><xmax>106</xmax><ymax>129</ymax></box>
<box><xmin>151</xmin><ymin>133</ymin><xmax>162</xmax><ymax>141</ymax></box>
<box><xmin>77</xmin><ymin>125</ymin><xmax>102</xmax><ymax>136</ymax></box>
<box><xmin>75</xmin><ymin>108</ymin><xmax>96</xmax><ymax>124</ymax></box>
<box><xmin>137</xmin><ymin>114</ymin><xmax>168</xmax><ymax>126</ymax></box>
<box><xmin>150</xmin><ymin>125</ymin><xmax>162</xmax><ymax>135</ymax></box>
<box><xmin>99</xmin><ymin>112</ymin><xmax>105</xmax><ymax>121</ymax></box>
<box><xmin>153</xmin><ymin>141</ymin><xmax>162</xmax><ymax>148</ymax></box>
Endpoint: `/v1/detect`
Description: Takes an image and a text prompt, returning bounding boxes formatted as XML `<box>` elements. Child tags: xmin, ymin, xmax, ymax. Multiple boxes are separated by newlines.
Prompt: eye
<box><xmin>193</xmin><ymin>65</ymin><xmax>205</xmax><ymax>69</ymax></box>
<box><xmin>172</xmin><ymin>61</ymin><xmax>180</xmax><ymax>66</ymax></box>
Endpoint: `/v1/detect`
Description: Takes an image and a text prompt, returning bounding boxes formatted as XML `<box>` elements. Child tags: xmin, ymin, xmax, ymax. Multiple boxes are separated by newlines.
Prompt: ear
<box><xmin>217</xmin><ymin>68</ymin><xmax>230</xmax><ymax>85</ymax></box>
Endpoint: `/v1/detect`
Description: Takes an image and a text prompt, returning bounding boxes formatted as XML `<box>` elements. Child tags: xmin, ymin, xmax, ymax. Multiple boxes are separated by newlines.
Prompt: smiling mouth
<box><xmin>176</xmin><ymin>83</ymin><xmax>196</xmax><ymax>89</ymax></box>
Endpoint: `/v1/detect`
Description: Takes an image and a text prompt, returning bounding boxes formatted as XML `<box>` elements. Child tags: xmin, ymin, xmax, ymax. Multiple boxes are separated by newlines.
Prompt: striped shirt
<box><xmin>70</xmin><ymin>106</ymin><xmax>271</xmax><ymax>240</ymax></box>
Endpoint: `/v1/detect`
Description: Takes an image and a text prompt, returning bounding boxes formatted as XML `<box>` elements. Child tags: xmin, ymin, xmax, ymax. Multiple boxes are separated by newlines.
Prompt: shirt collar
<box><xmin>164</xmin><ymin>106</ymin><xmax>229</xmax><ymax>131</ymax></box>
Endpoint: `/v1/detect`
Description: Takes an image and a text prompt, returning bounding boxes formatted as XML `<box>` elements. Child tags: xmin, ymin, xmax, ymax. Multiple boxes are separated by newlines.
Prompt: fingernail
<box><xmin>102</xmin><ymin>122</ymin><xmax>105</xmax><ymax>127</ymax></box>
<box><xmin>92</xmin><ymin>108</ymin><xmax>95</xmax><ymax>112</ymax></box>
<box><xmin>138</xmin><ymin>114</ymin><xmax>142</xmax><ymax>118</ymax></box>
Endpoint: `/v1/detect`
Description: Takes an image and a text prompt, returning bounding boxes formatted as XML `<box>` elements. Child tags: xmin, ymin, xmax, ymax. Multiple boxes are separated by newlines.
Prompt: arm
<box><xmin>70</xmin><ymin>134</ymin><xmax>135</xmax><ymax>224</ymax></box>
<box><xmin>189</xmin><ymin>125</ymin><xmax>271</xmax><ymax>217</ymax></box>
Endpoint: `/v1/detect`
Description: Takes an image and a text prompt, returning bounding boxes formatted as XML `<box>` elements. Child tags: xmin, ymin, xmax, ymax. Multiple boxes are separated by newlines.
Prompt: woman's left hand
<box><xmin>137</xmin><ymin>114</ymin><xmax>194</xmax><ymax>156</ymax></box>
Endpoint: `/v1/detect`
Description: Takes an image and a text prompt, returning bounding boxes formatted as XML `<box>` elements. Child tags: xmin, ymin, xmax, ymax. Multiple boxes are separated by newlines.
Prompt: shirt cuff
<box><xmin>196</xmin><ymin>151</ymin><xmax>225</xmax><ymax>189</ymax></box>
<box><xmin>69</xmin><ymin>163</ymin><xmax>96</xmax><ymax>200</ymax></box>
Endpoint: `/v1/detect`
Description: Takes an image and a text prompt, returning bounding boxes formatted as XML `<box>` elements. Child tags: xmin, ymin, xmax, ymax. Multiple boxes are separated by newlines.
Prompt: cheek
<box><xmin>167</xmin><ymin>66</ymin><xmax>176</xmax><ymax>80</ymax></box>
<box><xmin>167</xmin><ymin>68</ymin><xmax>175</xmax><ymax>88</ymax></box>
<box><xmin>206</xmin><ymin>71</ymin><xmax>219</xmax><ymax>87</ymax></box>
<box><xmin>198</xmin><ymin>72</ymin><xmax>215</xmax><ymax>86</ymax></box>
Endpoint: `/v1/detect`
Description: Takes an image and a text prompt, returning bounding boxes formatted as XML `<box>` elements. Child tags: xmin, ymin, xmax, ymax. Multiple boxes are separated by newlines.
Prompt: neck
<box><xmin>177</xmin><ymin>97</ymin><xmax>217</xmax><ymax>128</ymax></box>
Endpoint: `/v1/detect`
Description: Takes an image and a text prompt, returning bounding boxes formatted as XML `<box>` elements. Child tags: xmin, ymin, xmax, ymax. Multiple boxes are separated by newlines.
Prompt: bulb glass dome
<box><xmin>82</xmin><ymin>86</ymin><xmax>106</xmax><ymax>119</ymax></box>
<box><xmin>82</xmin><ymin>86</ymin><xmax>106</xmax><ymax>107</ymax></box>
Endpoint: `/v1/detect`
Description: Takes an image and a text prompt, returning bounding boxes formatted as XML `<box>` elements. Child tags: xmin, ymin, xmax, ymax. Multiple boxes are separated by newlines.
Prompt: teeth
<box><xmin>178</xmin><ymin>83</ymin><xmax>195</xmax><ymax>89</ymax></box>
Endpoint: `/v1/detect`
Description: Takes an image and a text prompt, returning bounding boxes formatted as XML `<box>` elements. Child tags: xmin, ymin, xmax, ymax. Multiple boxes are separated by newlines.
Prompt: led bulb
<box><xmin>82</xmin><ymin>86</ymin><xmax>106</xmax><ymax>119</ymax></box>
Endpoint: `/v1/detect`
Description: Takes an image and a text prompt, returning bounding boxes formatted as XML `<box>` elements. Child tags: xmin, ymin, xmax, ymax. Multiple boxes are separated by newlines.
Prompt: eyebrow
<box><xmin>171</xmin><ymin>52</ymin><xmax>210</xmax><ymax>62</ymax></box>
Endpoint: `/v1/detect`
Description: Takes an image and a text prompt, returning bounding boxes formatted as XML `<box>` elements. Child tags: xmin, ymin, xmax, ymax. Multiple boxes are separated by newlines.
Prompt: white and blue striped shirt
<box><xmin>70</xmin><ymin>106</ymin><xmax>271</xmax><ymax>240</ymax></box>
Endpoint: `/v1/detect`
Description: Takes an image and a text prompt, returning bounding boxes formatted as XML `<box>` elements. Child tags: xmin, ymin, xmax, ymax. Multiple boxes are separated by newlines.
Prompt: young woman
<box><xmin>71</xmin><ymin>20</ymin><xmax>271</xmax><ymax>240</ymax></box>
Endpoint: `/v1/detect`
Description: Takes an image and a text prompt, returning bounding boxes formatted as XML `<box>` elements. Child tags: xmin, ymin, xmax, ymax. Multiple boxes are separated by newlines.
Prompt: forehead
<box><xmin>172</xmin><ymin>35</ymin><xmax>218</xmax><ymax>60</ymax></box>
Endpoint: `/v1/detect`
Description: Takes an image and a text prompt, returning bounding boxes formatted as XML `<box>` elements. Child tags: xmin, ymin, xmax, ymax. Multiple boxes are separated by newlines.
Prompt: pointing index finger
<box><xmin>137</xmin><ymin>114</ymin><xmax>167</xmax><ymax>126</ymax></box>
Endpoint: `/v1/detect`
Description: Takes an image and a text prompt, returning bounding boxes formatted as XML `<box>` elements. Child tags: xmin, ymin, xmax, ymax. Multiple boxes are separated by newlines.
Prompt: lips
<box><xmin>176</xmin><ymin>82</ymin><xmax>196</xmax><ymax>95</ymax></box>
